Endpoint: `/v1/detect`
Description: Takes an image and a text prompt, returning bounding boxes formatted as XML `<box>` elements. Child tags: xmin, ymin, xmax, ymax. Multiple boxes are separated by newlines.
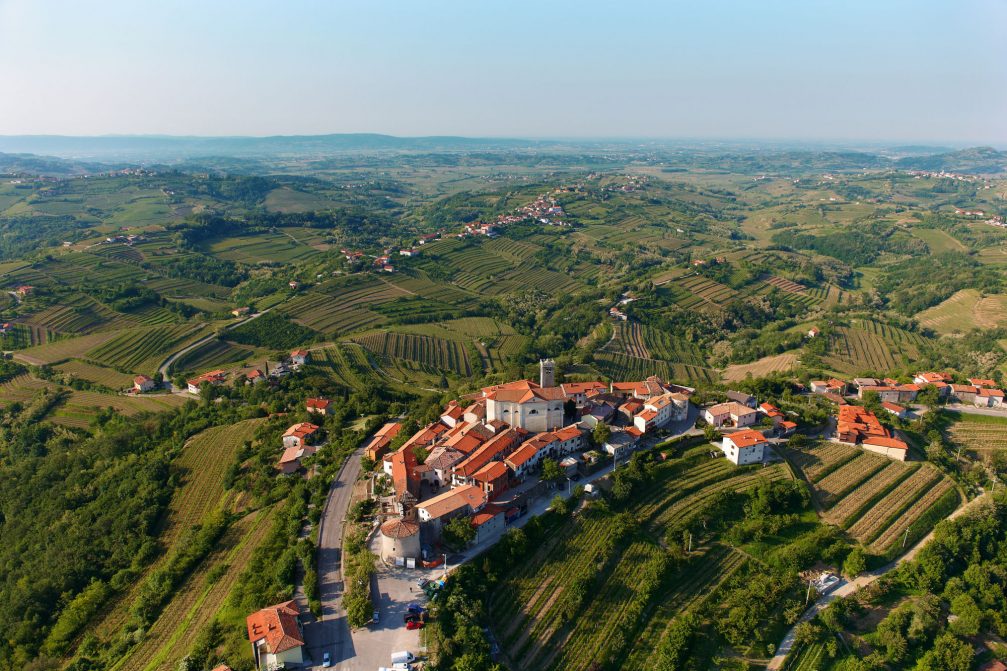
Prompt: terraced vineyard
<box><xmin>309</xmin><ymin>343</ymin><xmax>390</xmax><ymax>391</ymax></box>
<box><xmin>790</xmin><ymin>443</ymin><xmax>960</xmax><ymax>556</ymax></box>
<box><xmin>594</xmin><ymin>350</ymin><xmax>718</xmax><ymax>384</ymax></box>
<box><xmin>284</xmin><ymin>278</ymin><xmax>410</xmax><ymax>334</ymax></box>
<box><xmin>13</xmin><ymin>330</ymin><xmax>122</xmax><ymax>366</ymax></box>
<box><xmin>86</xmin><ymin>324</ymin><xmax>207</xmax><ymax>373</ymax></box>
<box><xmin>172</xmin><ymin>338</ymin><xmax>255</xmax><ymax>374</ymax></box>
<box><xmin>491</xmin><ymin>453</ymin><xmax>791</xmax><ymax>671</ymax></box>
<box><xmin>54</xmin><ymin>359</ymin><xmax>136</xmax><ymax>388</ymax></box>
<box><xmin>947</xmin><ymin>414</ymin><xmax>1007</xmax><ymax>453</ymax></box>
<box><xmin>822</xmin><ymin>321</ymin><xmax>926</xmax><ymax>374</ymax></box>
<box><xmin>353</xmin><ymin>331</ymin><xmax>473</xmax><ymax>376</ymax></box>
<box><xmin>674</xmin><ymin>274</ymin><xmax>737</xmax><ymax>307</ymax></box>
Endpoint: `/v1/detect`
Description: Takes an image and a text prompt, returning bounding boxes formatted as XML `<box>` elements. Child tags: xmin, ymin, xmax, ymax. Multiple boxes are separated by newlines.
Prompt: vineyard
<box><xmin>205</xmin><ymin>232</ymin><xmax>321</xmax><ymax>264</ymax></box>
<box><xmin>593</xmin><ymin>351</ymin><xmax>718</xmax><ymax>384</ymax></box>
<box><xmin>12</xmin><ymin>330</ymin><xmax>122</xmax><ymax>366</ymax></box>
<box><xmin>83</xmin><ymin>420</ymin><xmax>263</xmax><ymax>646</ymax></box>
<box><xmin>491</xmin><ymin>453</ymin><xmax>791</xmax><ymax>671</ymax></box>
<box><xmin>789</xmin><ymin>442</ymin><xmax>960</xmax><ymax>555</ymax></box>
<box><xmin>54</xmin><ymin>359</ymin><xmax>135</xmax><ymax>388</ymax></box>
<box><xmin>171</xmin><ymin>338</ymin><xmax>256</xmax><ymax>375</ymax></box>
<box><xmin>352</xmin><ymin>332</ymin><xmax>473</xmax><ymax>376</ymax></box>
<box><xmin>49</xmin><ymin>389</ymin><xmax>189</xmax><ymax>428</ymax></box>
<box><xmin>22</xmin><ymin>293</ymin><xmax>132</xmax><ymax>334</ymax></box>
<box><xmin>821</xmin><ymin>322</ymin><xmax>925</xmax><ymax>374</ymax></box>
<box><xmin>947</xmin><ymin>413</ymin><xmax>1007</xmax><ymax>454</ymax></box>
<box><xmin>283</xmin><ymin>278</ymin><xmax>413</xmax><ymax>334</ymax></box>
<box><xmin>86</xmin><ymin>324</ymin><xmax>208</xmax><ymax>373</ymax></box>
<box><xmin>309</xmin><ymin>343</ymin><xmax>391</xmax><ymax>391</ymax></box>
<box><xmin>722</xmin><ymin>352</ymin><xmax>799</xmax><ymax>381</ymax></box>
<box><xmin>673</xmin><ymin>274</ymin><xmax>737</xmax><ymax>307</ymax></box>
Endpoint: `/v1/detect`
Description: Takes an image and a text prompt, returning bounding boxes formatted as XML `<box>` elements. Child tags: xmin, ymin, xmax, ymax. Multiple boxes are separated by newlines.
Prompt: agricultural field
<box><xmin>12</xmin><ymin>330</ymin><xmax>122</xmax><ymax>365</ymax></box>
<box><xmin>490</xmin><ymin>452</ymin><xmax>793</xmax><ymax>671</ymax></box>
<box><xmin>789</xmin><ymin>442</ymin><xmax>960</xmax><ymax>556</ymax></box>
<box><xmin>352</xmin><ymin>331</ymin><xmax>473</xmax><ymax>376</ymax></box>
<box><xmin>603</xmin><ymin>322</ymin><xmax>708</xmax><ymax>369</ymax></box>
<box><xmin>722</xmin><ymin>352</ymin><xmax>800</xmax><ymax>381</ymax></box>
<box><xmin>672</xmin><ymin>274</ymin><xmax>737</xmax><ymax>308</ymax></box>
<box><xmin>946</xmin><ymin>412</ymin><xmax>1007</xmax><ymax>454</ymax></box>
<box><xmin>49</xmin><ymin>389</ymin><xmax>189</xmax><ymax>428</ymax></box>
<box><xmin>54</xmin><ymin>359</ymin><xmax>136</xmax><ymax>388</ymax></box>
<box><xmin>593</xmin><ymin>351</ymin><xmax>718</xmax><ymax>385</ymax></box>
<box><xmin>86</xmin><ymin>324</ymin><xmax>209</xmax><ymax>374</ymax></box>
<box><xmin>915</xmin><ymin>288</ymin><xmax>1007</xmax><ymax>334</ymax></box>
<box><xmin>79</xmin><ymin>420</ymin><xmax>264</xmax><ymax>652</ymax></box>
<box><xmin>821</xmin><ymin>321</ymin><xmax>926</xmax><ymax>374</ymax></box>
<box><xmin>283</xmin><ymin>277</ymin><xmax>412</xmax><ymax>334</ymax></box>
<box><xmin>171</xmin><ymin>337</ymin><xmax>257</xmax><ymax>375</ymax></box>
<box><xmin>203</xmin><ymin>232</ymin><xmax>322</xmax><ymax>264</ymax></box>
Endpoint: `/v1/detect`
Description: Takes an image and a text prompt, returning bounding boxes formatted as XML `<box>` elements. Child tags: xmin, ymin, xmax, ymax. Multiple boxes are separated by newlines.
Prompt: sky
<box><xmin>0</xmin><ymin>0</ymin><xmax>1005</xmax><ymax>144</ymax></box>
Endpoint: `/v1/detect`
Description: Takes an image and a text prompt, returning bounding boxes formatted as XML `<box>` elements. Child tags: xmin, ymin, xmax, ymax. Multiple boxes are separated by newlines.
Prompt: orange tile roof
<box><xmin>306</xmin><ymin>397</ymin><xmax>331</xmax><ymax>410</ymax></box>
<box><xmin>637</xmin><ymin>409</ymin><xmax>658</xmax><ymax>421</ymax></box>
<box><xmin>416</xmin><ymin>484</ymin><xmax>486</xmax><ymax>518</ymax></box>
<box><xmin>707</xmin><ymin>401</ymin><xmax>757</xmax><ymax>417</ymax></box>
<box><xmin>505</xmin><ymin>443</ymin><xmax>539</xmax><ymax>469</ymax></box>
<box><xmin>375</xmin><ymin>422</ymin><xmax>402</xmax><ymax>439</ymax></box>
<box><xmin>862</xmin><ymin>435</ymin><xmax>908</xmax><ymax>451</ymax></box>
<box><xmin>969</xmin><ymin>378</ymin><xmax>997</xmax><ymax>387</ymax></box>
<box><xmin>472</xmin><ymin>460</ymin><xmax>508</xmax><ymax>483</ymax></box>
<box><xmin>881</xmin><ymin>401</ymin><xmax>906</xmax><ymax>413</ymax></box>
<box><xmin>380</xmin><ymin>518</ymin><xmax>419</xmax><ymax>538</ymax></box>
<box><xmin>283</xmin><ymin>422</ymin><xmax>320</xmax><ymax>439</ymax></box>
<box><xmin>246</xmin><ymin>600</ymin><xmax>303</xmax><ymax>653</ymax></box>
<box><xmin>560</xmin><ymin>381</ymin><xmax>606</xmax><ymax>394</ymax></box>
<box><xmin>553</xmin><ymin>425</ymin><xmax>583</xmax><ymax>442</ymax></box>
<box><xmin>441</xmin><ymin>401</ymin><xmax>465</xmax><ymax>420</ymax></box>
<box><xmin>978</xmin><ymin>388</ymin><xmax>1005</xmax><ymax>397</ymax></box>
<box><xmin>726</xmin><ymin>429</ymin><xmax>766</xmax><ymax>448</ymax></box>
<box><xmin>454</xmin><ymin>428</ymin><xmax>523</xmax><ymax>477</ymax></box>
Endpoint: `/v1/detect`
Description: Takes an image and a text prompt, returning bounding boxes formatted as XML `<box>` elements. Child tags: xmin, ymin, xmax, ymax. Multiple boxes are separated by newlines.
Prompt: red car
<box><xmin>406</xmin><ymin>620</ymin><xmax>424</xmax><ymax>630</ymax></box>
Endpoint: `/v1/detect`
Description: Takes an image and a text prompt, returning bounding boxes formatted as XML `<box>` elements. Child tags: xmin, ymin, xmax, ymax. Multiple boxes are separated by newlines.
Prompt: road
<box><xmin>301</xmin><ymin>444</ymin><xmax>364</xmax><ymax>668</ymax></box>
<box><xmin>765</xmin><ymin>493</ymin><xmax>992</xmax><ymax>670</ymax></box>
<box><xmin>155</xmin><ymin>309</ymin><xmax>271</xmax><ymax>391</ymax></box>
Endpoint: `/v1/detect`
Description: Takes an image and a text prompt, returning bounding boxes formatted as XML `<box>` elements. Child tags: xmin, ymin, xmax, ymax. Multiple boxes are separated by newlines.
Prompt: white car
<box><xmin>322</xmin><ymin>651</ymin><xmax>331</xmax><ymax>667</ymax></box>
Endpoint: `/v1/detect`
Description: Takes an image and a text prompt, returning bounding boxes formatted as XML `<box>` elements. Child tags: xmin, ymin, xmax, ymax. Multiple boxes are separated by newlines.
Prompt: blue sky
<box><xmin>0</xmin><ymin>0</ymin><xmax>1004</xmax><ymax>143</ymax></box>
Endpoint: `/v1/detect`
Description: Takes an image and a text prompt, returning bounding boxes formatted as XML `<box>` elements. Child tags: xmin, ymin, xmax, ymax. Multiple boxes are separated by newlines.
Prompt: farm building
<box><xmin>811</xmin><ymin>379</ymin><xmax>847</xmax><ymax>395</ymax></box>
<box><xmin>807</xmin><ymin>327</ymin><xmax>820</xmax><ymax>337</ymax></box>
<box><xmin>968</xmin><ymin>378</ymin><xmax>997</xmax><ymax>388</ymax></box>
<box><xmin>186</xmin><ymin>369</ymin><xmax>227</xmax><ymax>394</ymax></box>
<box><xmin>721</xmin><ymin>429</ymin><xmax>768</xmax><ymax>465</ymax></box>
<box><xmin>975</xmin><ymin>388</ymin><xmax>1005</xmax><ymax>407</ymax></box>
<box><xmin>246</xmin><ymin>601</ymin><xmax>305</xmax><ymax>669</ymax></box>
<box><xmin>704</xmin><ymin>401</ymin><xmax>758</xmax><ymax>428</ymax></box>
<box><xmin>133</xmin><ymin>375</ymin><xmax>156</xmax><ymax>393</ymax></box>
<box><xmin>290</xmin><ymin>349</ymin><xmax>310</xmax><ymax>366</ymax></box>
<box><xmin>861</xmin><ymin>436</ymin><xmax>908</xmax><ymax>461</ymax></box>
<box><xmin>245</xmin><ymin>369</ymin><xmax>266</xmax><ymax>385</ymax></box>
<box><xmin>835</xmin><ymin>405</ymin><xmax>908</xmax><ymax>461</ymax></box>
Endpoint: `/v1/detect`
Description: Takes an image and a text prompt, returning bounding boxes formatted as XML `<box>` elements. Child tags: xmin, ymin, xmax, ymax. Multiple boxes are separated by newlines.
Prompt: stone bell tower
<box><xmin>539</xmin><ymin>358</ymin><xmax>556</xmax><ymax>388</ymax></box>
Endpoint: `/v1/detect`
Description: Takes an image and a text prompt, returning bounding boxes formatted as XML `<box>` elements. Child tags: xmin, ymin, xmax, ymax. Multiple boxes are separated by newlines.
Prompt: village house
<box><xmin>471</xmin><ymin>503</ymin><xmax>508</xmax><ymax>545</ymax></box>
<box><xmin>851</xmin><ymin>377</ymin><xmax>879</xmax><ymax>391</ymax></box>
<box><xmin>881</xmin><ymin>401</ymin><xmax>909</xmax><ymax>420</ymax></box>
<box><xmin>835</xmin><ymin>405</ymin><xmax>908</xmax><ymax>461</ymax></box>
<box><xmin>949</xmin><ymin>384</ymin><xmax>979</xmax><ymax>404</ymax></box>
<box><xmin>504</xmin><ymin>442</ymin><xmax>542</xmax><ymax>481</ymax></box>
<box><xmin>633</xmin><ymin>392</ymin><xmax>689</xmax><ymax>433</ymax></box>
<box><xmin>810</xmin><ymin>379</ymin><xmax>847</xmax><ymax>395</ymax></box>
<box><xmin>415</xmin><ymin>483</ymin><xmax>487</xmax><ymax>540</ymax></box>
<box><xmin>704</xmin><ymin>401</ymin><xmax>758</xmax><ymax>429</ymax></box>
<box><xmin>560</xmin><ymin>380</ymin><xmax>607</xmax><ymax>406</ymax></box>
<box><xmin>440</xmin><ymin>400</ymin><xmax>465</xmax><ymax>428</ymax></box>
<box><xmin>133</xmin><ymin>374</ymin><xmax>156</xmax><ymax>393</ymax></box>
<box><xmin>471</xmin><ymin>461</ymin><xmax>509</xmax><ymax>499</ymax></box>
<box><xmin>245</xmin><ymin>600</ymin><xmax>305</xmax><ymax>669</ymax></box>
<box><xmin>807</xmin><ymin>327</ymin><xmax>820</xmax><ymax>338</ymax></box>
<box><xmin>245</xmin><ymin>369</ymin><xmax>266</xmax><ymax>385</ymax></box>
<box><xmin>14</xmin><ymin>285</ymin><xmax>32</xmax><ymax>298</ymax></box>
<box><xmin>278</xmin><ymin>444</ymin><xmax>316</xmax><ymax>474</ymax></box>
<box><xmin>721</xmin><ymin>429</ymin><xmax>768</xmax><ymax>465</ymax></box>
<box><xmin>603</xmin><ymin>427</ymin><xmax>641</xmax><ymax>460</ymax></box>
<box><xmin>305</xmin><ymin>397</ymin><xmax>333</xmax><ymax>415</ymax></box>
<box><xmin>725</xmin><ymin>390</ymin><xmax>757</xmax><ymax>408</ymax></box>
<box><xmin>759</xmin><ymin>402</ymin><xmax>785</xmax><ymax>427</ymax></box>
<box><xmin>231</xmin><ymin>306</ymin><xmax>250</xmax><ymax>317</ymax></box>
<box><xmin>186</xmin><ymin>369</ymin><xmax>227</xmax><ymax>394</ymax></box>
<box><xmin>778</xmin><ymin>420</ymin><xmax>798</xmax><ymax>436</ymax></box>
<box><xmin>290</xmin><ymin>349</ymin><xmax>310</xmax><ymax>366</ymax></box>
<box><xmin>913</xmin><ymin>372</ymin><xmax>952</xmax><ymax>396</ymax></box>
<box><xmin>282</xmin><ymin>422</ymin><xmax>320</xmax><ymax>449</ymax></box>
<box><xmin>968</xmin><ymin>377</ymin><xmax>997</xmax><ymax>388</ymax></box>
<box><xmin>975</xmin><ymin>387</ymin><xmax>1005</xmax><ymax>408</ymax></box>
<box><xmin>363</xmin><ymin>421</ymin><xmax>402</xmax><ymax>461</ymax></box>
<box><xmin>451</xmin><ymin>427</ymin><xmax>525</xmax><ymax>486</ymax></box>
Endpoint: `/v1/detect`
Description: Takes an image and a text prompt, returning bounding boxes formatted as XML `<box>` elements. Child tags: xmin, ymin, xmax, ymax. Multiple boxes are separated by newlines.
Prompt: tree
<box><xmin>592</xmin><ymin>422</ymin><xmax>611</xmax><ymax>447</ymax></box>
<box><xmin>541</xmin><ymin>458</ymin><xmax>563</xmax><ymax>484</ymax></box>
<box><xmin>916</xmin><ymin>632</ymin><xmax>973</xmax><ymax>671</ymax></box>
<box><xmin>843</xmin><ymin>547</ymin><xmax>867</xmax><ymax>578</ymax></box>
<box><xmin>442</xmin><ymin>515</ymin><xmax>476</xmax><ymax>551</ymax></box>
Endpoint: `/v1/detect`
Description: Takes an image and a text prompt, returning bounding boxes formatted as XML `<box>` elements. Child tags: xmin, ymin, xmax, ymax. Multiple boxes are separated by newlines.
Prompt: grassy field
<box><xmin>915</xmin><ymin>288</ymin><xmax>1007</xmax><ymax>334</ymax></box>
<box><xmin>910</xmin><ymin>227</ymin><xmax>967</xmax><ymax>253</ymax></box>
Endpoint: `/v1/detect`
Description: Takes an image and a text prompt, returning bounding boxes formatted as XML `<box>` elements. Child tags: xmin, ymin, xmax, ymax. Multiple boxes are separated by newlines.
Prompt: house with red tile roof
<box><xmin>721</xmin><ymin>429</ymin><xmax>768</xmax><ymax>465</ymax></box>
<box><xmin>471</xmin><ymin>503</ymin><xmax>508</xmax><ymax>544</ymax></box>
<box><xmin>881</xmin><ymin>401</ymin><xmax>908</xmax><ymax>420</ymax></box>
<box><xmin>415</xmin><ymin>484</ymin><xmax>487</xmax><ymax>538</ymax></box>
<box><xmin>290</xmin><ymin>349</ymin><xmax>310</xmax><ymax>366</ymax></box>
<box><xmin>133</xmin><ymin>374</ymin><xmax>156</xmax><ymax>393</ymax></box>
<box><xmin>278</xmin><ymin>444</ymin><xmax>317</xmax><ymax>474</ymax></box>
<box><xmin>704</xmin><ymin>401</ymin><xmax>758</xmax><ymax>428</ymax></box>
<box><xmin>968</xmin><ymin>378</ymin><xmax>997</xmax><ymax>388</ymax></box>
<box><xmin>975</xmin><ymin>387</ymin><xmax>1005</xmax><ymax>407</ymax></box>
<box><xmin>282</xmin><ymin>422</ymin><xmax>320</xmax><ymax>449</ymax></box>
<box><xmin>363</xmin><ymin>421</ymin><xmax>402</xmax><ymax>461</ymax></box>
<box><xmin>836</xmin><ymin>405</ymin><xmax>907</xmax><ymax>460</ymax></box>
<box><xmin>452</xmin><ymin>427</ymin><xmax>525</xmax><ymax>485</ymax></box>
<box><xmin>306</xmin><ymin>397</ymin><xmax>333</xmax><ymax>415</ymax></box>
<box><xmin>186</xmin><ymin>369</ymin><xmax>227</xmax><ymax>394</ymax></box>
<box><xmin>246</xmin><ymin>600</ymin><xmax>304</xmax><ymax>669</ymax></box>
<box><xmin>245</xmin><ymin>368</ymin><xmax>266</xmax><ymax>385</ymax></box>
<box><xmin>472</xmin><ymin>461</ymin><xmax>509</xmax><ymax>498</ymax></box>
<box><xmin>948</xmin><ymin>384</ymin><xmax>979</xmax><ymax>404</ymax></box>
<box><xmin>440</xmin><ymin>400</ymin><xmax>465</xmax><ymax>428</ymax></box>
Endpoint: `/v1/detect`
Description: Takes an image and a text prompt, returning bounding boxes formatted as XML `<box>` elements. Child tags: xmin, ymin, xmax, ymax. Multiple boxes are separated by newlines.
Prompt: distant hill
<box><xmin>895</xmin><ymin>146</ymin><xmax>1007</xmax><ymax>173</ymax></box>
<box><xmin>0</xmin><ymin>152</ymin><xmax>122</xmax><ymax>176</ymax></box>
<box><xmin>0</xmin><ymin>133</ymin><xmax>549</xmax><ymax>161</ymax></box>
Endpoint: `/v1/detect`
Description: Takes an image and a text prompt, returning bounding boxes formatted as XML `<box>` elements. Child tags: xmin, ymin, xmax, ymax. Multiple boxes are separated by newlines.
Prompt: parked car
<box><xmin>322</xmin><ymin>651</ymin><xmax>331</xmax><ymax>667</ymax></box>
<box><xmin>407</xmin><ymin>603</ymin><xmax>426</xmax><ymax>614</ymax></box>
<box><xmin>416</xmin><ymin>578</ymin><xmax>429</xmax><ymax>588</ymax></box>
<box><xmin>371</xmin><ymin>610</ymin><xmax>380</xmax><ymax>625</ymax></box>
<box><xmin>406</xmin><ymin>620</ymin><xmax>424</xmax><ymax>630</ymax></box>
<box><xmin>403</xmin><ymin>613</ymin><xmax>420</xmax><ymax>623</ymax></box>
<box><xmin>391</xmin><ymin>651</ymin><xmax>416</xmax><ymax>664</ymax></box>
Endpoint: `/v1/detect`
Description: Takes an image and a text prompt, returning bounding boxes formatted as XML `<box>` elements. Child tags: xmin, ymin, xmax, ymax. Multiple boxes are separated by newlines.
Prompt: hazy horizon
<box><xmin>2</xmin><ymin>0</ymin><xmax>1005</xmax><ymax>144</ymax></box>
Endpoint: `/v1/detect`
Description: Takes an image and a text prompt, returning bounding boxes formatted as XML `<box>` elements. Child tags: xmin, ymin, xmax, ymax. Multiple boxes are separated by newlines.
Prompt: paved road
<box><xmin>765</xmin><ymin>493</ymin><xmax>991</xmax><ymax>670</ymax></box>
<box><xmin>301</xmin><ymin>444</ymin><xmax>365</xmax><ymax>668</ymax></box>
<box><xmin>156</xmin><ymin>309</ymin><xmax>272</xmax><ymax>391</ymax></box>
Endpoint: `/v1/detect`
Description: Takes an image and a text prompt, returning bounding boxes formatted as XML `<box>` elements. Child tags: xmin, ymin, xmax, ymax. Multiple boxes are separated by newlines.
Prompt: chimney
<box><xmin>539</xmin><ymin>358</ymin><xmax>555</xmax><ymax>388</ymax></box>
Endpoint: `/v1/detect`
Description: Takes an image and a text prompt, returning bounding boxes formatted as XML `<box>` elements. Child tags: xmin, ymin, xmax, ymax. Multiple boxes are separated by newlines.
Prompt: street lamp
<box><xmin>443</xmin><ymin>553</ymin><xmax>448</xmax><ymax>580</ymax></box>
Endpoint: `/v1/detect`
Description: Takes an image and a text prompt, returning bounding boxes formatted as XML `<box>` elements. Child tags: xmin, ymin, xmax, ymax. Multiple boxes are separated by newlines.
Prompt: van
<box><xmin>390</xmin><ymin>651</ymin><xmax>415</xmax><ymax>664</ymax></box>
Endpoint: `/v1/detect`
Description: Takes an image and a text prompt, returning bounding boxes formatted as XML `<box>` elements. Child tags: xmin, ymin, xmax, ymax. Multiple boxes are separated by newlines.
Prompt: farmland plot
<box><xmin>786</xmin><ymin>442</ymin><xmax>859</xmax><ymax>482</ymax></box>
<box><xmin>353</xmin><ymin>332</ymin><xmax>473</xmax><ymax>376</ymax></box>
<box><xmin>948</xmin><ymin>419</ymin><xmax>1007</xmax><ymax>453</ymax></box>
<box><xmin>822</xmin><ymin>323</ymin><xmax>922</xmax><ymax>374</ymax></box>
<box><xmin>845</xmin><ymin>466</ymin><xmax>942</xmax><ymax>544</ymax></box>
<box><xmin>812</xmin><ymin>452</ymin><xmax>888</xmax><ymax>507</ymax></box>
<box><xmin>86</xmin><ymin>324</ymin><xmax>208</xmax><ymax>373</ymax></box>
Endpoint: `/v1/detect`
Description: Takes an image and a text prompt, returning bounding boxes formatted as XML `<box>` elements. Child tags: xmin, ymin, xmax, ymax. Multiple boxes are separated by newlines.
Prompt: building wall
<box><xmin>487</xmin><ymin>399</ymin><xmax>564</xmax><ymax>432</ymax></box>
<box><xmin>861</xmin><ymin>444</ymin><xmax>908</xmax><ymax>461</ymax></box>
<box><xmin>474</xmin><ymin>512</ymin><xmax>506</xmax><ymax>544</ymax></box>
<box><xmin>282</xmin><ymin>435</ymin><xmax>303</xmax><ymax>449</ymax></box>
<box><xmin>381</xmin><ymin>529</ymin><xmax>421</xmax><ymax>561</ymax></box>
<box><xmin>721</xmin><ymin>440</ymin><xmax>765</xmax><ymax>465</ymax></box>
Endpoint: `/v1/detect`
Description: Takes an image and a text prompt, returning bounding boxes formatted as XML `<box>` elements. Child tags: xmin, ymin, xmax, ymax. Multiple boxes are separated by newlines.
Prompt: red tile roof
<box><xmin>246</xmin><ymin>600</ymin><xmax>303</xmax><ymax>653</ymax></box>
<box><xmin>881</xmin><ymin>401</ymin><xmax>906</xmax><ymax>413</ymax></box>
<box><xmin>505</xmin><ymin>443</ymin><xmax>539</xmax><ymax>469</ymax></box>
<box><xmin>472</xmin><ymin>460</ymin><xmax>508</xmax><ymax>484</ymax></box>
<box><xmin>306</xmin><ymin>397</ymin><xmax>331</xmax><ymax>410</ymax></box>
<box><xmin>283</xmin><ymin>422</ymin><xmax>320</xmax><ymax>440</ymax></box>
<box><xmin>726</xmin><ymin>429</ymin><xmax>766</xmax><ymax>448</ymax></box>
<box><xmin>416</xmin><ymin>484</ymin><xmax>486</xmax><ymax>518</ymax></box>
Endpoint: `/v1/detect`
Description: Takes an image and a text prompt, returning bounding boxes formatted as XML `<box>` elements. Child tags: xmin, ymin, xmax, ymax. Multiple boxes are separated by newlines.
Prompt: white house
<box><xmin>704</xmin><ymin>401</ymin><xmax>758</xmax><ymax>428</ymax></box>
<box><xmin>133</xmin><ymin>375</ymin><xmax>156</xmax><ymax>393</ymax></box>
<box><xmin>633</xmin><ymin>392</ymin><xmax>689</xmax><ymax>433</ymax></box>
<box><xmin>282</xmin><ymin>422</ymin><xmax>320</xmax><ymax>449</ymax></box>
<box><xmin>720</xmin><ymin>429</ymin><xmax>768</xmax><ymax>465</ymax></box>
<box><xmin>290</xmin><ymin>349</ymin><xmax>310</xmax><ymax>366</ymax></box>
<box><xmin>603</xmin><ymin>428</ymin><xmax>641</xmax><ymax>460</ymax></box>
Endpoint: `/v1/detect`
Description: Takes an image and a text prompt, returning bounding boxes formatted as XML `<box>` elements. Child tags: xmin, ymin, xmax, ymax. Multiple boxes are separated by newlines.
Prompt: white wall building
<box><xmin>720</xmin><ymin>429</ymin><xmax>768</xmax><ymax>465</ymax></box>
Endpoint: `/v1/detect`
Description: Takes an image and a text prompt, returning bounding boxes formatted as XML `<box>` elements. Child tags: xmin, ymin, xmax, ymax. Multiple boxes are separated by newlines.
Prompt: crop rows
<box><xmin>310</xmin><ymin>344</ymin><xmax>385</xmax><ymax>391</ymax></box>
<box><xmin>764</xmin><ymin>275</ymin><xmax>808</xmax><ymax>294</ymax></box>
<box><xmin>813</xmin><ymin>452</ymin><xmax>888</xmax><ymax>507</ymax></box>
<box><xmin>823</xmin><ymin>462</ymin><xmax>914</xmax><ymax>526</ymax></box>
<box><xmin>353</xmin><ymin>332</ymin><xmax>472</xmax><ymax>376</ymax></box>
<box><xmin>947</xmin><ymin>423</ymin><xmax>1007</xmax><ymax>452</ymax></box>
<box><xmin>86</xmin><ymin>324</ymin><xmax>204</xmax><ymax>373</ymax></box>
<box><xmin>846</xmin><ymin>467</ymin><xmax>941</xmax><ymax>543</ymax></box>
<box><xmin>594</xmin><ymin>351</ymin><xmax>717</xmax><ymax>384</ymax></box>
<box><xmin>677</xmin><ymin>275</ymin><xmax>737</xmax><ymax>305</ymax></box>
<box><xmin>788</xmin><ymin>442</ymin><xmax>859</xmax><ymax>482</ymax></box>
<box><xmin>484</xmin><ymin>237</ymin><xmax>541</xmax><ymax>261</ymax></box>
<box><xmin>502</xmin><ymin>264</ymin><xmax>581</xmax><ymax>294</ymax></box>
<box><xmin>606</xmin><ymin>322</ymin><xmax>650</xmax><ymax>358</ymax></box>
<box><xmin>385</xmin><ymin>273</ymin><xmax>472</xmax><ymax>304</ymax></box>
<box><xmin>174</xmin><ymin>338</ymin><xmax>252</xmax><ymax>374</ymax></box>
<box><xmin>856</xmin><ymin>319</ymin><xmax>927</xmax><ymax>350</ymax></box>
<box><xmin>54</xmin><ymin>359</ymin><xmax>135</xmax><ymax>388</ymax></box>
<box><xmin>284</xmin><ymin>291</ymin><xmax>389</xmax><ymax>334</ymax></box>
<box><xmin>869</xmin><ymin>478</ymin><xmax>956</xmax><ymax>552</ymax></box>
<box><xmin>641</xmin><ymin>325</ymin><xmax>707</xmax><ymax>366</ymax></box>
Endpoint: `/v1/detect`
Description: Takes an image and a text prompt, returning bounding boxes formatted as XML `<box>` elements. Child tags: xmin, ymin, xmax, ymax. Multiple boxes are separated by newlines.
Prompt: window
<box><xmin>529</xmin><ymin>409</ymin><xmax>538</xmax><ymax>415</ymax></box>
